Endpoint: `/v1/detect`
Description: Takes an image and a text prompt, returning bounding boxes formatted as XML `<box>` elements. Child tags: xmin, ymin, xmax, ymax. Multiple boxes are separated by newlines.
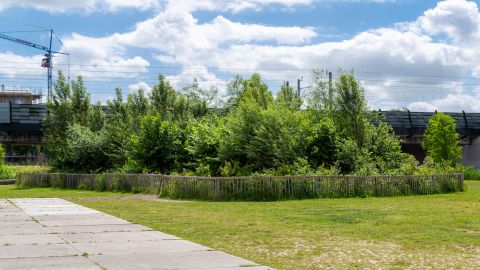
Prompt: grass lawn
<box><xmin>1</xmin><ymin>181</ymin><xmax>480</xmax><ymax>269</ymax></box>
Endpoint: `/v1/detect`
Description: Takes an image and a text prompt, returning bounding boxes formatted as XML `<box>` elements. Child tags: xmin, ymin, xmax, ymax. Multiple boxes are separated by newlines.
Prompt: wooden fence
<box><xmin>17</xmin><ymin>173</ymin><xmax>464</xmax><ymax>201</ymax></box>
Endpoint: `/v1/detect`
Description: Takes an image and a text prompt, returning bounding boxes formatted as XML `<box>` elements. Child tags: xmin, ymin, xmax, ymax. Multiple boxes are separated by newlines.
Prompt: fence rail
<box><xmin>17</xmin><ymin>173</ymin><xmax>464</xmax><ymax>201</ymax></box>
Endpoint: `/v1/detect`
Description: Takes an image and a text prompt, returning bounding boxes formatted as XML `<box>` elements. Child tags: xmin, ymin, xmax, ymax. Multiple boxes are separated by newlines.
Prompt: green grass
<box><xmin>0</xmin><ymin>185</ymin><xmax>120</xmax><ymax>198</ymax></box>
<box><xmin>1</xmin><ymin>182</ymin><xmax>480</xmax><ymax>269</ymax></box>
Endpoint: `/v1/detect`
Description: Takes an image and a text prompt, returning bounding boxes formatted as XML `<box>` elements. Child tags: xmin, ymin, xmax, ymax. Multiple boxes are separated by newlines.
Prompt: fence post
<box><xmin>214</xmin><ymin>178</ymin><xmax>220</xmax><ymax>200</ymax></box>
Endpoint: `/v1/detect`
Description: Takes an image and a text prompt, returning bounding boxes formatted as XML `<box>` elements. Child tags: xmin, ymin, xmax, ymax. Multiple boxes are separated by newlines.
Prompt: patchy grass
<box><xmin>0</xmin><ymin>185</ymin><xmax>120</xmax><ymax>198</ymax></box>
<box><xmin>1</xmin><ymin>181</ymin><xmax>480</xmax><ymax>269</ymax></box>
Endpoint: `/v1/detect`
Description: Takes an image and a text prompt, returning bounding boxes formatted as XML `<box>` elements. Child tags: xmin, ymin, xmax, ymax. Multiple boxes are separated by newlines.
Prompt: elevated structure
<box><xmin>0</xmin><ymin>85</ymin><xmax>43</xmax><ymax>104</ymax></box>
<box><xmin>381</xmin><ymin>111</ymin><xmax>480</xmax><ymax>169</ymax></box>
<box><xmin>0</xmin><ymin>103</ymin><xmax>46</xmax><ymax>145</ymax></box>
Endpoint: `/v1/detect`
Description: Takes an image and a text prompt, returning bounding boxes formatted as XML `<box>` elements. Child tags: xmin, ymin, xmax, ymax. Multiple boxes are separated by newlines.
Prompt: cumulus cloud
<box><xmin>128</xmin><ymin>81</ymin><xmax>152</xmax><ymax>93</ymax></box>
<box><xmin>0</xmin><ymin>0</ymin><xmax>315</xmax><ymax>13</ymax></box>
<box><xmin>0</xmin><ymin>0</ymin><xmax>161</xmax><ymax>13</ymax></box>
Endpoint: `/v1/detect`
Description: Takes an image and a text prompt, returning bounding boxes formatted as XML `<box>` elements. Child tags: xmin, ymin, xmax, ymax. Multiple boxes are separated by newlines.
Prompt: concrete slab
<box><xmin>59</xmin><ymin>231</ymin><xmax>179</xmax><ymax>243</ymax></box>
<box><xmin>47</xmin><ymin>223</ymin><xmax>153</xmax><ymax>234</ymax></box>
<box><xmin>0</xmin><ymin>224</ymin><xmax>51</xmax><ymax>235</ymax></box>
<box><xmin>0</xmin><ymin>220</ymin><xmax>38</xmax><ymax>227</ymax></box>
<box><xmin>0</xmin><ymin>233</ymin><xmax>66</xmax><ymax>246</ymax></box>
<box><xmin>0</xmin><ymin>243</ymin><xmax>80</xmax><ymax>259</ymax></box>
<box><xmin>41</xmin><ymin>217</ymin><xmax>130</xmax><ymax>227</ymax></box>
<box><xmin>88</xmin><ymin>251</ymin><xmax>262</xmax><ymax>270</ymax></box>
<box><xmin>1</xmin><ymin>198</ymin><xmax>272</xmax><ymax>270</ymax></box>
<box><xmin>34</xmin><ymin>213</ymin><xmax>118</xmax><ymax>221</ymax></box>
<box><xmin>0</xmin><ymin>215</ymin><xmax>33</xmax><ymax>222</ymax></box>
<box><xmin>0</xmin><ymin>256</ymin><xmax>101</xmax><ymax>270</ymax></box>
<box><xmin>71</xmin><ymin>239</ymin><xmax>210</xmax><ymax>256</ymax></box>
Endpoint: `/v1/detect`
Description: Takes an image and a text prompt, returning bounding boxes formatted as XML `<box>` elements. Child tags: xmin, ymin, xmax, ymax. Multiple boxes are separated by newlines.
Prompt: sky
<box><xmin>1</xmin><ymin>0</ymin><xmax>480</xmax><ymax>112</ymax></box>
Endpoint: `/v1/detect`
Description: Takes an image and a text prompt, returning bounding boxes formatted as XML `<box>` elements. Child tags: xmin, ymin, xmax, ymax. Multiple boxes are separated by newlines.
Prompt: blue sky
<box><xmin>1</xmin><ymin>0</ymin><xmax>480</xmax><ymax>111</ymax></box>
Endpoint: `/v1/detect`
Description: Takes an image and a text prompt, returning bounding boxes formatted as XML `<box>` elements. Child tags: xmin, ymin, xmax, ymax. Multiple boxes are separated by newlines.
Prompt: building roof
<box><xmin>381</xmin><ymin>111</ymin><xmax>480</xmax><ymax>137</ymax></box>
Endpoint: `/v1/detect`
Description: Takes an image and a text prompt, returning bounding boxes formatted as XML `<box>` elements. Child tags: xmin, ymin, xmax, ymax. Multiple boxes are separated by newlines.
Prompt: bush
<box><xmin>0</xmin><ymin>144</ymin><xmax>14</xmax><ymax>180</ymax></box>
<box><xmin>459</xmin><ymin>165</ymin><xmax>480</xmax><ymax>180</ymax></box>
<box><xmin>54</xmin><ymin>124</ymin><xmax>110</xmax><ymax>172</ymax></box>
<box><xmin>126</xmin><ymin>115</ymin><xmax>185</xmax><ymax>174</ymax></box>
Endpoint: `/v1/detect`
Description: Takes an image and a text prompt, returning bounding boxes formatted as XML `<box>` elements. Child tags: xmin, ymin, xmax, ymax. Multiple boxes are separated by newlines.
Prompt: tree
<box><xmin>307</xmin><ymin>69</ymin><xmax>332</xmax><ymax>114</ymax></box>
<box><xmin>276</xmin><ymin>84</ymin><xmax>302</xmax><ymax>111</ymax></box>
<box><xmin>184</xmin><ymin>116</ymin><xmax>222</xmax><ymax>175</ymax></box>
<box><xmin>150</xmin><ymin>75</ymin><xmax>177</xmax><ymax>121</ymax></box>
<box><xmin>88</xmin><ymin>102</ymin><xmax>105</xmax><ymax>132</ymax></box>
<box><xmin>126</xmin><ymin>115</ymin><xmax>184</xmax><ymax>173</ymax></box>
<box><xmin>225</xmin><ymin>75</ymin><xmax>245</xmax><ymax>110</ymax></box>
<box><xmin>306</xmin><ymin>118</ymin><xmax>338</xmax><ymax>168</ymax></box>
<box><xmin>70</xmin><ymin>76</ymin><xmax>91</xmax><ymax>126</ymax></box>
<box><xmin>242</xmin><ymin>73</ymin><xmax>272</xmax><ymax>109</ymax></box>
<box><xmin>45</xmin><ymin>71</ymin><xmax>71</xmax><ymax>143</ymax></box>
<box><xmin>333</xmin><ymin>73</ymin><xmax>368</xmax><ymax>147</ymax></box>
<box><xmin>423</xmin><ymin>113</ymin><xmax>462</xmax><ymax>166</ymax></box>
<box><xmin>102</xmin><ymin>88</ymin><xmax>130</xmax><ymax>168</ymax></box>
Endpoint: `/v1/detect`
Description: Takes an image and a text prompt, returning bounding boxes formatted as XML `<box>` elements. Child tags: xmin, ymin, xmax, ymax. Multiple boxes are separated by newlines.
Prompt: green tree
<box><xmin>184</xmin><ymin>116</ymin><xmax>222</xmax><ymax>175</ymax></box>
<box><xmin>88</xmin><ymin>102</ymin><xmax>105</xmax><ymax>132</ymax></box>
<box><xmin>333</xmin><ymin>73</ymin><xmax>368</xmax><ymax>147</ymax></box>
<box><xmin>70</xmin><ymin>76</ymin><xmax>91</xmax><ymax>126</ymax></box>
<box><xmin>423</xmin><ymin>113</ymin><xmax>462</xmax><ymax>166</ymax></box>
<box><xmin>242</xmin><ymin>74</ymin><xmax>273</xmax><ymax>109</ymax></box>
<box><xmin>225</xmin><ymin>75</ymin><xmax>245</xmax><ymax>110</ymax></box>
<box><xmin>307</xmin><ymin>69</ymin><xmax>332</xmax><ymax>115</ymax></box>
<box><xmin>306</xmin><ymin>118</ymin><xmax>339</xmax><ymax>168</ymax></box>
<box><xmin>276</xmin><ymin>84</ymin><xmax>302</xmax><ymax>111</ymax></box>
<box><xmin>126</xmin><ymin>115</ymin><xmax>184</xmax><ymax>173</ymax></box>
<box><xmin>150</xmin><ymin>75</ymin><xmax>177</xmax><ymax>121</ymax></box>
<box><xmin>103</xmin><ymin>88</ymin><xmax>130</xmax><ymax>167</ymax></box>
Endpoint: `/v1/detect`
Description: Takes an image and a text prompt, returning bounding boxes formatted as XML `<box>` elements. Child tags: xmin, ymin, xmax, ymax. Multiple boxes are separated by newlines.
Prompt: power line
<box><xmin>0</xmin><ymin>60</ymin><xmax>475</xmax><ymax>80</ymax></box>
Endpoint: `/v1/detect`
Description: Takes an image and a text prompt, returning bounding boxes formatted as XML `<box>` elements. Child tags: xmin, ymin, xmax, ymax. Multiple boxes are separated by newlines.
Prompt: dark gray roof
<box><xmin>381</xmin><ymin>111</ymin><xmax>480</xmax><ymax>137</ymax></box>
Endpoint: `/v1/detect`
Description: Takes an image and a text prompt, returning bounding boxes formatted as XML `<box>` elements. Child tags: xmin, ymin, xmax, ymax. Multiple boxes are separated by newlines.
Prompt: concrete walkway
<box><xmin>0</xmin><ymin>198</ymin><xmax>271</xmax><ymax>270</ymax></box>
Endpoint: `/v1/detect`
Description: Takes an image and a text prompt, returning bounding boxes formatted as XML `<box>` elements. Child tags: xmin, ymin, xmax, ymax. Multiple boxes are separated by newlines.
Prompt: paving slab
<box><xmin>0</xmin><ymin>256</ymin><xmax>101</xmax><ymax>270</ymax></box>
<box><xmin>34</xmin><ymin>213</ymin><xmax>119</xmax><ymax>221</ymax></box>
<box><xmin>0</xmin><ymin>233</ymin><xmax>65</xmax><ymax>246</ymax></box>
<box><xmin>47</xmin><ymin>223</ymin><xmax>153</xmax><ymax>234</ymax></box>
<box><xmin>71</xmin><ymin>239</ymin><xmax>211</xmax><ymax>255</ymax></box>
<box><xmin>0</xmin><ymin>224</ymin><xmax>51</xmax><ymax>235</ymax></box>
<box><xmin>88</xmin><ymin>251</ymin><xmax>264</xmax><ymax>270</ymax></box>
<box><xmin>0</xmin><ymin>198</ymin><xmax>273</xmax><ymax>270</ymax></box>
<box><xmin>0</xmin><ymin>243</ymin><xmax>80</xmax><ymax>259</ymax></box>
<box><xmin>59</xmin><ymin>230</ymin><xmax>179</xmax><ymax>243</ymax></box>
<box><xmin>41</xmin><ymin>217</ymin><xmax>131</xmax><ymax>227</ymax></box>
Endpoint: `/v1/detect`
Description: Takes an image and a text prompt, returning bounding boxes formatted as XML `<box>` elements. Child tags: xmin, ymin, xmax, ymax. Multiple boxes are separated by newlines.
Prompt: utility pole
<box><xmin>297</xmin><ymin>78</ymin><xmax>302</xmax><ymax>97</ymax></box>
<box><xmin>328</xmin><ymin>71</ymin><xmax>333</xmax><ymax>111</ymax></box>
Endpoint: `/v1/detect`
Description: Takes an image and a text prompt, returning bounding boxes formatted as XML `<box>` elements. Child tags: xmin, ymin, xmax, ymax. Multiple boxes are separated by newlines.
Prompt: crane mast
<box><xmin>0</xmin><ymin>30</ymin><xmax>68</xmax><ymax>99</ymax></box>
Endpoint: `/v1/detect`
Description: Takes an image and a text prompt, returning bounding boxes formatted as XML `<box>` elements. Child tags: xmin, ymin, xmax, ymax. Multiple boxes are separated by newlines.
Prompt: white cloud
<box><xmin>128</xmin><ymin>81</ymin><xmax>151</xmax><ymax>93</ymax></box>
<box><xmin>0</xmin><ymin>0</ymin><xmax>161</xmax><ymax>13</ymax></box>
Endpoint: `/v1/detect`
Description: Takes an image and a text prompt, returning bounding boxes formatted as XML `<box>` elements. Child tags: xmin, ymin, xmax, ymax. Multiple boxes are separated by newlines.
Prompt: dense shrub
<box><xmin>0</xmin><ymin>144</ymin><xmax>14</xmax><ymax>180</ymax></box>
<box><xmin>125</xmin><ymin>115</ymin><xmax>185</xmax><ymax>173</ymax></box>
<box><xmin>459</xmin><ymin>165</ymin><xmax>480</xmax><ymax>180</ymax></box>
<box><xmin>55</xmin><ymin>124</ymin><xmax>110</xmax><ymax>172</ymax></box>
